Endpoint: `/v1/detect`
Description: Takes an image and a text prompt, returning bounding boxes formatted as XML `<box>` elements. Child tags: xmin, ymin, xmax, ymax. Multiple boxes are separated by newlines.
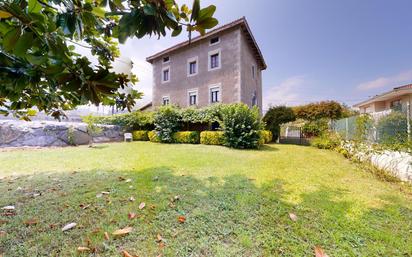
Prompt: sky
<box><xmin>85</xmin><ymin>0</ymin><xmax>412</xmax><ymax>110</ymax></box>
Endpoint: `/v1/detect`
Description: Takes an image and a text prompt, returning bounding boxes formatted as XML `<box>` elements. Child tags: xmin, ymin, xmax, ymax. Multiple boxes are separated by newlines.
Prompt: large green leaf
<box><xmin>171</xmin><ymin>25</ymin><xmax>182</xmax><ymax>37</ymax></box>
<box><xmin>190</xmin><ymin>0</ymin><xmax>200</xmax><ymax>22</ymax></box>
<box><xmin>14</xmin><ymin>32</ymin><xmax>33</xmax><ymax>57</ymax></box>
<box><xmin>198</xmin><ymin>5</ymin><xmax>216</xmax><ymax>22</ymax></box>
<box><xmin>197</xmin><ymin>17</ymin><xmax>218</xmax><ymax>30</ymax></box>
<box><xmin>3</xmin><ymin>27</ymin><xmax>21</xmax><ymax>52</ymax></box>
<box><xmin>28</xmin><ymin>0</ymin><xmax>42</xmax><ymax>13</ymax></box>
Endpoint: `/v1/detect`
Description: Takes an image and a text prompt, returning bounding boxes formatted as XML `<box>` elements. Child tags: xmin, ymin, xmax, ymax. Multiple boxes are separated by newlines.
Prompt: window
<box><xmin>208</xmin><ymin>49</ymin><xmax>221</xmax><ymax>71</ymax></box>
<box><xmin>252</xmin><ymin>65</ymin><xmax>256</xmax><ymax>79</ymax></box>
<box><xmin>187</xmin><ymin>57</ymin><xmax>198</xmax><ymax>76</ymax></box>
<box><xmin>210</xmin><ymin>36</ymin><xmax>220</xmax><ymax>45</ymax></box>
<box><xmin>209</xmin><ymin>85</ymin><xmax>221</xmax><ymax>104</ymax></box>
<box><xmin>162</xmin><ymin>66</ymin><xmax>170</xmax><ymax>83</ymax></box>
<box><xmin>188</xmin><ymin>90</ymin><xmax>198</xmax><ymax>106</ymax></box>
<box><xmin>163</xmin><ymin>56</ymin><xmax>170</xmax><ymax>63</ymax></box>
<box><xmin>252</xmin><ymin>90</ymin><xmax>257</xmax><ymax>106</ymax></box>
<box><xmin>390</xmin><ymin>99</ymin><xmax>402</xmax><ymax>110</ymax></box>
<box><xmin>162</xmin><ymin>96</ymin><xmax>170</xmax><ymax>105</ymax></box>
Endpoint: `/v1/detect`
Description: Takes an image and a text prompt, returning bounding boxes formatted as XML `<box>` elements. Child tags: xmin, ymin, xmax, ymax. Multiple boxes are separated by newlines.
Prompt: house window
<box><xmin>162</xmin><ymin>67</ymin><xmax>170</xmax><ymax>83</ymax></box>
<box><xmin>208</xmin><ymin>49</ymin><xmax>221</xmax><ymax>71</ymax></box>
<box><xmin>187</xmin><ymin>57</ymin><xmax>198</xmax><ymax>76</ymax></box>
<box><xmin>252</xmin><ymin>65</ymin><xmax>256</xmax><ymax>79</ymax></box>
<box><xmin>210</xmin><ymin>85</ymin><xmax>221</xmax><ymax>103</ymax></box>
<box><xmin>210</xmin><ymin>36</ymin><xmax>220</xmax><ymax>45</ymax></box>
<box><xmin>390</xmin><ymin>100</ymin><xmax>402</xmax><ymax>110</ymax></box>
<box><xmin>163</xmin><ymin>56</ymin><xmax>170</xmax><ymax>63</ymax></box>
<box><xmin>188</xmin><ymin>90</ymin><xmax>198</xmax><ymax>106</ymax></box>
<box><xmin>252</xmin><ymin>90</ymin><xmax>257</xmax><ymax>106</ymax></box>
<box><xmin>162</xmin><ymin>96</ymin><xmax>170</xmax><ymax>105</ymax></box>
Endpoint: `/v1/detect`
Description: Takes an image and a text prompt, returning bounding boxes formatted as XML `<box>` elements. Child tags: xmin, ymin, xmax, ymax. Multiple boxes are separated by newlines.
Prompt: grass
<box><xmin>0</xmin><ymin>142</ymin><xmax>411</xmax><ymax>256</ymax></box>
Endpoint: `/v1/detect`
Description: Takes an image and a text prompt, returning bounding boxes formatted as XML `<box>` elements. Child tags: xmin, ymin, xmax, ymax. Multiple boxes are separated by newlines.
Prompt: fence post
<box><xmin>345</xmin><ymin>118</ymin><xmax>349</xmax><ymax>140</ymax></box>
<box><xmin>407</xmin><ymin>102</ymin><xmax>411</xmax><ymax>141</ymax></box>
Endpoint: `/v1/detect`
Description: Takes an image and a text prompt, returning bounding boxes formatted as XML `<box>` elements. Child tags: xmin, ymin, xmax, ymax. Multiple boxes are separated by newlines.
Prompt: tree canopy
<box><xmin>263</xmin><ymin>105</ymin><xmax>296</xmax><ymax>140</ymax></box>
<box><xmin>0</xmin><ymin>0</ymin><xmax>218</xmax><ymax>120</ymax></box>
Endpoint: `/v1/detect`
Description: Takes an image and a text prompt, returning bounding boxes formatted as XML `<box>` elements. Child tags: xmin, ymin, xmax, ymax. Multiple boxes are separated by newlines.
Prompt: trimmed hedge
<box><xmin>200</xmin><ymin>131</ymin><xmax>225</xmax><ymax>145</ymax></box>
<box><xmin>173</xmin><ymin>131</ymin><xmax>200</xmax><ymax>144</ymax></box>
<box><xmin>148</xmin><ymin>131</ymin><xmax>161</xmax><ymax>143</ymax></box>
<box><xmin>260</xmin><ymin>130</ymin><xmax>273</xmax><ymax>144</ymax></box>
<box><xmin>132</xmin><ymin>130</ymin><xmax>149</xmax><ymax>141</ymax></box>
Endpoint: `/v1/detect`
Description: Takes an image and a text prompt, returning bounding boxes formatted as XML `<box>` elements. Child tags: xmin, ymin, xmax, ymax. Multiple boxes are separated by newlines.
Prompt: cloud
<box><xmin>263</xmin><ymin>76</ymin><xmax>305</xmax><ymax>108</ymax></box>
<box><xmin>357</xmin><ymin>69</ymin><xmax>412</xmax><ymax>91</ymax></box>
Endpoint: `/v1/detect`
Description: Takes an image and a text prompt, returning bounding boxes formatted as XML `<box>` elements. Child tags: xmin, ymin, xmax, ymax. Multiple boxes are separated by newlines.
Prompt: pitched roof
<box><xmin>353</xmin><ymin>83</ymin><xmax>412</xmax><ymax>107</ymax></box>
<box><xmin>146</xmin><ymin>17</ymin><xmax>267</xmax><ymax>70</ymax></box>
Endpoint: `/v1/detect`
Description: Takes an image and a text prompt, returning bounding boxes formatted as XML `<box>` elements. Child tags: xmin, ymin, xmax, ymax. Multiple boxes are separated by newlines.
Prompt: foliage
<box><xmin>219</xmin><ymin>104</ymin><xmax>263</xmax><ymax>149</ymax></box>
<box><xmin>354</xmin><ymin>114</ymin><xmax>373</xmax><ymax>142</ymax></box>
<box><xmin>153</xmin><ymin>105</ymin><xmax>181</xmax><ymax>143</ymax></box>
<box><xmin>0</xmin><ymin>0</ymin><xmax>217</xmax><ymax>119</ymax></box>
<box><xmin>132</xmin><ymin>130</ymin><xmax>149</xmax><ymax>141</ymax></box>
<box><xmin>67</xmin><ymin>125</ymin><xmax>76</xmax><ymax>146</ymax></box>
<box><xmin>376</xmin><ymin>111</ymin><xmax>408</xmax><ymax>145</ymax></box>
<box><xmin>173</xmin><ymin>131</ymin><xmax>200</xmax><ymax>144</ymax></box>
<box><xmin>263</xmin><ymin>106</ymin><xmax>296</xmax><ymax>141</ymax></box>
<box><xmin>148</xmin><ymin>131</ymin><xmax>160</xmax><ymax>143</ymax></box>
<box><xmin>259</xmin><ymin>130</ymin><xmax>273</xmax><ymax>144</ymax></box>
<box><xmin>200</xmin><ymin>131</ymin><xmax>224</xmax><ymax>145</ymax></box>
<box><xmin>310</xmin><ymin>132</ymin><xmax>341</xmax><ymax>150</ymax></box>
<box><xmin>82</xmin><ymin>114</ymin><xmax>103</xmax><ymax>145</ymax></box>
<box><xmin>302</xmin><ymin>118</ymin><xmax>329</xmax><ymax>137</ymax></box>
<box><xmin>294</xmin><ymin>101</ymin><xmax>346</xmax><ymax>121</ymax></box>
<box><xmin>91</xmin><ymin>111</ymin><xmax>154</xmax><ymax>131</ymax></box>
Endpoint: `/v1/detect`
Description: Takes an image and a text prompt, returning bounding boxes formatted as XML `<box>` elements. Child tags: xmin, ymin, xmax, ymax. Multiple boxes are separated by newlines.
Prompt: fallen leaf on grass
<box><xmin>112</xmin><ymin>227</ymin><xmax>133</xmax><ymax>236</ymax></box>
<box><xmin>79</xmin><ymin>204</ymin><xmax>90</xmax><ymax>210</ymax></box>
<box><xmin>315</xmin><ymin>246</ymin><xmax>329</xmax><ymax>257</ymax></box>
<box><xmin>129</xmin><ymin>197</ymin><xmax>135</xmax><ymax>202</ymax></box>
<box><xmin>177</xmin><ymin>216</ymin><xmax>186</xmax><ymax>223</ymax></box>
<box><xmin>139</xmin><ymin>202</ymin><xmax>145</xmax><ymax>210</ymax></box>
<box><xmin>0</xmin><ymin>231</ymin><xmax>6</xmax><ymax>237</ymax></box>
<box><xmin>24</xmin><ymin>219</ymin><xmax>38</xmax><ymax>226</ymax></box>
<box><xmin>289</xmin><ymin>213</ymin><xmax>298</xmax><ymax>222</ymax></box>
<box><xmin>128</xmin><ymin>212</ymin><xmax>137</xmax><ymax>220</ymax></box>
<box><xmin>104</xmin><ymin>232</ymin><xmax>110</xmax><ymax>240</ymax></box>
<box><xmin>122</xmin><ymin>250</ymin><xmax>136</xmax><ymax>257</ymax></box>
<box><xmin>125</xmin><ymin>179</ymin><xmax>132</xmax><ymax>183</ymax></box>
<box><xmin>62</xmin><ymin>222</ymin><xmax>77</xmax><ymax>232</ymax></box>
<box><xmin>77</xmin><ymin>246</ymin><xmax>90</xmax><ymax>252</ymax></box>
<box><xmin>1</xmin><ymin>206</ymin><xmax>15</xmax><ymax>210</ymax></box>
<box><xmin>156</xmin><ymin>234</ymin><xmax>163</xmax><ymax>242</ymax></box>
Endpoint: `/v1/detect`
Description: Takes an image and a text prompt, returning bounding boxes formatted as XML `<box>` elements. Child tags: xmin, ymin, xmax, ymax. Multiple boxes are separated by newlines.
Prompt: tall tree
<box><xmin>0</xmin><ymin>0</ymin><xmax>218</xmax><ymax>120</ymax></box>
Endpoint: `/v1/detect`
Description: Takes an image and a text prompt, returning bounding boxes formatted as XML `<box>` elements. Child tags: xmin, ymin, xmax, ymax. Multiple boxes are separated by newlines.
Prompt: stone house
<box><xmin>146</xmin><ymin>17</ymin><xmax>266</xmax><ymax>111</ymax></box>
<box><xmin>354</xmin><ymin>84</ymin><xmax>412</xmax><ymax>114</ymax></box>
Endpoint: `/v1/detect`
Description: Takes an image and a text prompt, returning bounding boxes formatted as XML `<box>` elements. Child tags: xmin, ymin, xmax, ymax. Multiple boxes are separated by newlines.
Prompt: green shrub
<box><xmin>355</xmin><ymin>114</ymin><xmax>373</xmax><ymax>141</ymax></box>
<box><xmin>219</xmin><ymin>104</ymin><xmax>263</xmax><ymax>149</ymax></box>
<box><xmin>172</xmin><ymin>131</ymin><xmax>200</xmax><ymax>144</ymax></box>
<box><xmin>132</xmin><ymin>130</ymin><xmax>149</xmax><ymax>141</ymax></box>
<box><xmin>259</xmin><ymin>130</ymin><xmax>273</xmax><ymax>144</ymax></box>
<box><xmin>200</xmin><ymin>131</ymin><xmax>225</xmax><ymax>145</ymax></box>
<box><xmin>310</xmin><ymin>132</ymin><xmax>341</xmax><ymax>149</ymax></box>
<box><xmin>263</xmin><ymin>106</ymin><xmax>296</xmax><ymax>141</ymax></box>
<box><xmin>153</xmin><ymin>106</ymin><xmax>181</xmax><ymax>143</ymax></box>
<box><xmin>302</xmin><ymin>119</ymin><xmax>329</xmax><ymax>137</ymax></box>
<box><xmin>88</xmin><ymin>111</ymin><xmax>154</xmax><ymax>131</ymax></box>
<box><xmin>148</xmin><ymin>131</ymin><xmax>161</xmax><ymax>143</ymax></box>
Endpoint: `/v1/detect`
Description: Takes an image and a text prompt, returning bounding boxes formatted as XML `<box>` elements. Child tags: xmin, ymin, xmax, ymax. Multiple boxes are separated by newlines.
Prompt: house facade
<box><xmin>146</xmin><ymin>17</ymin><xmax>266</xmax><ymax>111</ymax></box>
<box><xmin>354</xmin><ymin>84</ymin><xmax>412</xmax><ymax>114</ymax></box>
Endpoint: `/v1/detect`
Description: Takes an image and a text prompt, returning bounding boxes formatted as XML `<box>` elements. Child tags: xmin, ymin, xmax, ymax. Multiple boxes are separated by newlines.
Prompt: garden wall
<box><xmin>0</xmin><ymin>120</ymin><xmax>123</xmax><ymax>148</ymax></box>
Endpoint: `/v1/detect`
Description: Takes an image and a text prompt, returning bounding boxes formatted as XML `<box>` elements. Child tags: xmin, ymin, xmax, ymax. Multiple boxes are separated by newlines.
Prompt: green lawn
<box><xmin>1</xmin><ymin>142</ymin><xmax>411</xmax><ymax>256</ymax></box>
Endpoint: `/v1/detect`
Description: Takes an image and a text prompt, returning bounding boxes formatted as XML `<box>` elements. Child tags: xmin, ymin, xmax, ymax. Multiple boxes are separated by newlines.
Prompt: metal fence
<box><xmin>331</xmin><ymin>104</ymin><xmax>411</xmax><ymax>145</ymax></box>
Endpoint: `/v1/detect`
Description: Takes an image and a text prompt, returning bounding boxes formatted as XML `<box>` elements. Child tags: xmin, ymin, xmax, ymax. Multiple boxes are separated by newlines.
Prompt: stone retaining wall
<box><xmin>0</xmin><ymin>120</ymin><xmax>123</xmax><ymax>147</ymax></box>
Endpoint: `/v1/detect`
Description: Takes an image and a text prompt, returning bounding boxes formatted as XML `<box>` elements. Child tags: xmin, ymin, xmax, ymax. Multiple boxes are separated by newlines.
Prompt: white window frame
<box><xmin>208</xmin><ymin>49</ymin><xmax>221</xmax><ymax>71</ymax></box>
<box><xmin>187</xmin><ymin>56</ymin><xmax>199</xmax><ymax>77</ymax></box>
<box><xmin>209</xmin><ymin>36</ymin><xmax>220</xmax><ymax>46</ymax></box>
<box><xmin>187</xmin><ymin>89</ymin><xmax>198</xmax><ymax>106</ymax></box>
<box><xmin>161</xmin><ymin>66</ymin><xmax>170</xmax><ymax>83</ymax></box>
<box><xmin>209</xmin><ymin>84</ymin><xmax>222</xmax><ymax>104</ymax></box>
<box><xmin>162</xmin><ymin>96</ymin><xmax>170</xmax><ymax>106</ymax></box>
<box><xmin>163</xmin><ymin>56</ymin><xmax>170</xmax><ymax>64</ymax></box>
